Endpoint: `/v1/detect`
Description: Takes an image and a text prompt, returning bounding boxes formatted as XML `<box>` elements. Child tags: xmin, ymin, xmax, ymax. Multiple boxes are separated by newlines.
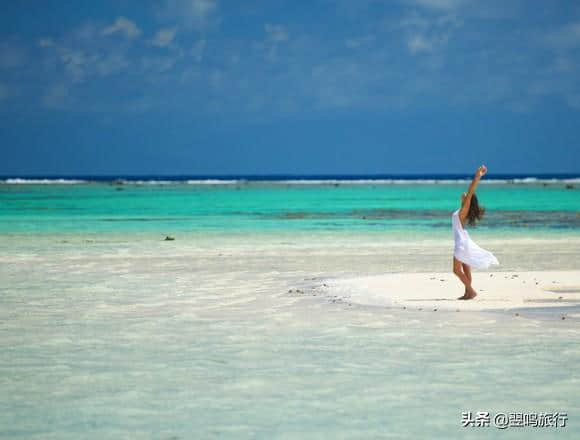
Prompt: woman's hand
<box><xmin>476</xmin><ymin>165</ymin><xmax>487</xmax><ymax>178</ymax></box>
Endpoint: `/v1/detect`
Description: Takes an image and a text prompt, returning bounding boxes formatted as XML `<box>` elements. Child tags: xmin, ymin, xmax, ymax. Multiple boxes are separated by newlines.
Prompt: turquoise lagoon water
<box><xmin>1</xmin><ymin>181</ymin><xmax>579</xmax><ymax>236</ymax></box>
<box><xmin>1</xmin><ymin>180</ymin><xmax>580</xmax><ymax>439</ymax></box>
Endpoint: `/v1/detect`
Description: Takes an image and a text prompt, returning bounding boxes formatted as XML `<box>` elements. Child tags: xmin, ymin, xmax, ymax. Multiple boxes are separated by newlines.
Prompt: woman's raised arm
<box><xmin>460</xmin><ymin>165</ymin><xmax>487</xmax><ymax>219</ymax></box>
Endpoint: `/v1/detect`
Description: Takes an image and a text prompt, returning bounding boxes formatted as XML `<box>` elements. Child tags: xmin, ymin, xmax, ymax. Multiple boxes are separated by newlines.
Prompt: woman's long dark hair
<box><xmin>467</xmin><ymin>193</ymin><xmax>485</xmax><ymax>226</ymax></box>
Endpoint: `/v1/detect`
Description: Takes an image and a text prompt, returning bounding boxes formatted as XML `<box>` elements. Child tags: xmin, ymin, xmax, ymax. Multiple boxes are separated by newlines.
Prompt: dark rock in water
<box><xmin>542</xmin><ymin>183</ymin><xmax>549</xmax><ymax>187</ymax></box>
<box><xmin>112</xmin><ymin>179</ymin><xmax>124</xmax><ymax>185</ymax></box>
<box><xmin>565</xmin><ymin>184</ymin><xmax>574</xmax><ymax>190</ymax></box>
<box><xmin>164</xmin><ymin>235</ymin><xmax>175</xmax><ymax>241</ymax></box>
<box><xmin>115</xmin><ymin>187</ymin><xmax>124</xmax><ymax>191</ymax></box>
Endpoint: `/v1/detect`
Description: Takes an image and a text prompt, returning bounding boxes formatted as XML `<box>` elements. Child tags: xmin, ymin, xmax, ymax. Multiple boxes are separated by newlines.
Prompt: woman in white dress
<box><xmin>453</xmin><ymin>165</ymin><xmax>499</xmax><ymax>300</ymax></box>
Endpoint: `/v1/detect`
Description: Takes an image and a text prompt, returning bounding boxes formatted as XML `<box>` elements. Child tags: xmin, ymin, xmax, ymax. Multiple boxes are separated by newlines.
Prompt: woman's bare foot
<box><xmin>458</xmin><ymin>288</ymin><xmax>477</xmax><ymax>300</ymax></box>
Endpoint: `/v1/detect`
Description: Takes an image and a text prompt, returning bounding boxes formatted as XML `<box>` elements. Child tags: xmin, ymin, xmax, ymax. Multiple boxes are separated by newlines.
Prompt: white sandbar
<box><xmin>326</xmin><ymin>271</ymin><xmax>580</xmax><ymax>312</ymax></box>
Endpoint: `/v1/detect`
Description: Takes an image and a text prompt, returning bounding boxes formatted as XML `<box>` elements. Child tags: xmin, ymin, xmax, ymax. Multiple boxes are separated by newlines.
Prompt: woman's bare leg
<box><xmin>453</xmin><ymin>258</ymin><xmax>477</xmax><ymax>300</ymax></box>
<box><xmin>462</xmin><ymin>263</ymin><xmax>472</xmax><ymax>296</ymax></box>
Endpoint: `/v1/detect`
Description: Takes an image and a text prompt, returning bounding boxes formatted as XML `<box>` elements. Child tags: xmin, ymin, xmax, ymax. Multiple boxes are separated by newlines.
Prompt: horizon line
<box><xmin>1</xmin><ymin>172</ymin><xmax>579</xmax><ymax>178</ymax></box>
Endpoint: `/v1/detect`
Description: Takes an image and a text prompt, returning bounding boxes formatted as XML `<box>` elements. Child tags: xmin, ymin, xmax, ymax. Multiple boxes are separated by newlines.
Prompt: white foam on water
<box><xmin>186</xmin><ymin>179</ymin><xmax>241</xmax><ymax>184</ymax></box>
<box><xmin>2</xmin><ymin>177</ymin><xmax>579</xmax><ymax>185</ymax></box>
<box><xmin>1</xmin><ymin>178</ymin><xmax>88</xmax><ymax>184</ymax></box>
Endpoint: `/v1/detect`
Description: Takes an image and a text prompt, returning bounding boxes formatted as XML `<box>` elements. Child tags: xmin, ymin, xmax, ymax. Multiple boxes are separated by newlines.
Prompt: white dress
<box><xmin>452</xmin><ymin>209</ymin><xmax>499</xmax><ymax>269</ymax></box>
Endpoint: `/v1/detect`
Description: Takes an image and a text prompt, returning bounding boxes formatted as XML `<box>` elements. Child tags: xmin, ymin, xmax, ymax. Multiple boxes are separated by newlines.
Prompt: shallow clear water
<box><xmin>1</xmin><ymin>183</ymin><xmax>579</xmax><ymax>438</ymax></box>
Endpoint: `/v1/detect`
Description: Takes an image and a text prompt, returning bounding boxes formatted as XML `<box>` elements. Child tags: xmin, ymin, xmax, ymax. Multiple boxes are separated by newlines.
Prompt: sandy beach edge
<box><xmin>314</xmin><ymin>271</ymin><xmax>580</xmax><ymax>314</ymax></box>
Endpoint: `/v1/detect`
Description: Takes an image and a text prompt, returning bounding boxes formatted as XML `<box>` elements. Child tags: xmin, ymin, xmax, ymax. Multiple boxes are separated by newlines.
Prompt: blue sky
<box><xmin>1</xmin><ymin>0</ymin><xmax>579</xmax><ymax>175</ymax></box>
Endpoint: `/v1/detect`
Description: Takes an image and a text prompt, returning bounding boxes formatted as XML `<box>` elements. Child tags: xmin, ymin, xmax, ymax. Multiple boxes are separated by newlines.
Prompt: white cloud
<box><xmin>407</xmin><ymin>31</ymin><xmax>452</xmax><ymax>54</ymax></box>
<box><xmin>102</xmin><ymin>17</ymin><xmax>141</xmax><ymax>39</ymax></box>
<box><xmin>399</xmin><ymin>12</ymin><xmax>461</xmax><ymax>54</ymax></box>
<box><xmin>189</xmin><ymin>0</ymin><xmax>217</xmax><ymax>19</ymax></box>
<box><xmin>257</xmin><ymin>24</ymin><xmax>289</xmax><ymax>62</ymax></box>
<box><xmin>408</xmin><ymin>35</ymin><xmax>434</xmax><ymax>53</ymax></box>
<box><xmin>58</xmin><ymin>48</ymin><xmax>97</xmax><ymax>82</ymax></box>
<box><xmin>40</xmin><ymin>34</ymin><xmax>132</xmax><ymax>83</ymax></box>
<box><xmin>398</xmin><ymin>12</ymin><xmax>463</xmax><ymax>30</ymax></box>
<box><xmin>265</xmin><ymin>24</ymin><xmax>289</xmax><ymax>42</ymax></box>
<box><xmin>151</xmin><ymin>28</ymin><xmax>177</xmax><ymax>47</ymax></box>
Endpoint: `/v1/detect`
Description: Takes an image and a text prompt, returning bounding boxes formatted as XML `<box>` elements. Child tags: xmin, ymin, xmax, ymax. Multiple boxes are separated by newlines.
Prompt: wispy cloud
<box><xmin>3</xmin><ymin>0</ymin><xmax>580</xmax><ymax>118</ymax></box>
<box><xmin>140</xmin><ymin>55</ymin><xmax>179</xmax><ymax>73</ymax></box>
<box><xmin>404</xmin><ymin>0</ymin><xmax>467</xmax><ymax>10</ymax></box>
<box><xmin>407</xmin><ymin>34</ymin><xmax>435</xmax><ymax>53</ymax></box>
<box><xmin>151</xmin><ymin>28</ymin><xmax>177</xmax><ymax>47</ymax></box>
<box><xmin>543</xmin><ymin>22</ymin><xmax>580</xmax><ymax>48</ymax></box>
<box><xmin>255</xmin><ymin>24</ymin><xmax>290</xmax><ymax>62</ymax></box>
<box><xmin>265</xmin><ymin>24</ymin><xmax>289</xmax><ymax>42</ymax></box>
<box><xmin>398</xmin><ymin>12</ymin><xmax>462</xmax><ymax>54</ymax></box>
<box><xmin>345</xmin><ymin>35</ymin><xmax>375</xmax><ymax>49</ymax></box>
<box><xmin>162</xmin><ymin>0</ymin><xmax>219</xmax><ymax>30</ymax></box>
<box><xmin>102</xmin><ymin>17</ymin><xmax>142</xmax><ymax>39</ymax></box>
<box><xmin>38</xmin><ymin>38</ymin><xmax>54</xmax><ymax>48</ymax></box>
